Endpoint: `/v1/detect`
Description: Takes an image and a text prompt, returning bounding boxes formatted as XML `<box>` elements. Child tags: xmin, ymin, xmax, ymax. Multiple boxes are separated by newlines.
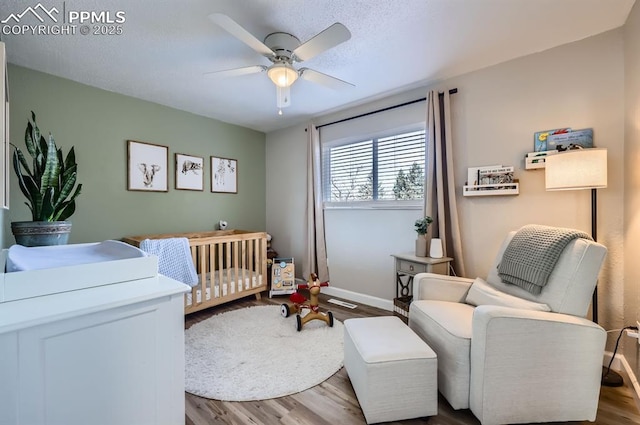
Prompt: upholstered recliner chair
<box><xmin>408</xmin><ymin>225</ymin><xmax>607</xmax><ymax>425</ymax></box>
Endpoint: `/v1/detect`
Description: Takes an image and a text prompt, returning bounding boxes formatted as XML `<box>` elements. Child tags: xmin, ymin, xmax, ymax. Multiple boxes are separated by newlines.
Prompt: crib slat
<box><xmin>189</xmin><ymin>246</ymin><xmax>198</xmax><ymax>307</ymax></box>
<box><xmin>197</xmin><ymin>245</ymin><xmax>204</xmax><ymax>302</ymax></box>
<box><xmin>251</xmin><ymin>235</ymin><xmax>258</xmax><ymax>287</ymax></box>
<box><xmin>225</xmin><ymin>241</ymin><xmax>232</xmax><ymax>294</ymax></box>
<box><xmin>242</xmin><ymin>239</ymin><xmax>254</xmax><ymax>289</ymax></box>
<box><xmin>240</xmin><ymin>240</ymin><xmax>246</xmax><ymax>289</ymax></box>
<box><xmin>260</xmin><ymin>237</ymin><xmax>266</xmax><ymax>288</ymax></box>
<box><xmin>231</xmin><ymin>241</ymin><xmax>244</xmax><ymax>291</ymax></box>
<box><xmin>209</xmin><ymin>241</ymin><xmax>215</xmax><ymax>299</ymax></box>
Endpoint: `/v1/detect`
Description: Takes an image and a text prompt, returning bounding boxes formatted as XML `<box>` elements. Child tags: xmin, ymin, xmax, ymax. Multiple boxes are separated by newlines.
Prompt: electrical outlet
<box><xmin>626</xmin><ymin>324</ymin><xmax>640</xmax><ymax>345</ymax></box>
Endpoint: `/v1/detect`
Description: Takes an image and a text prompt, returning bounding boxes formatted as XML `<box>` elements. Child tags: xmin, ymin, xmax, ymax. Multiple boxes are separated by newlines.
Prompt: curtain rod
<box><xmin>316</xmin><ymin>88</ymin><xmax>458</xmax><ymax>130</ymax></box>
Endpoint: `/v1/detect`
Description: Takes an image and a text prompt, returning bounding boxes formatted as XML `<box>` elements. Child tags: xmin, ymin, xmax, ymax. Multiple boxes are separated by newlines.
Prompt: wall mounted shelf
<box><xmin>525</xmin><ymin>150</ymin><xmax>558</xmax><ymax>170</ymax></box>
<box><xmin>525</xmin><ymin>158</ymin><xmax>545</xmax><ymax>169</ymax></box>
<box><xmin>463</xmin><ymin>182</ymin><xmax>519</xmax><ymax>197</ymax></box>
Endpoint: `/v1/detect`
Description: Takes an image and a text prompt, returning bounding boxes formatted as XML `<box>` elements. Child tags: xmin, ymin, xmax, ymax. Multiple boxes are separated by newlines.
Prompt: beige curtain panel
<box><xmin>424</xmin><ymin>90</ymin><xmax>466</xmax><ymax>276</ymax></box>
<box><xmin>304</xmin><ymin>123</ymin><xmax>330</xmax><ymax>282</ymax></box>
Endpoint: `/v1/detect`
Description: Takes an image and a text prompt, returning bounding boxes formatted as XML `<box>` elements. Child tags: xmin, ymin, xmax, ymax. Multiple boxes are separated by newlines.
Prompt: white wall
<box><xmin>266</xmin><ymin>29</ymin><xmax>626</xmax><ymax>326</ymax></box>
<box><xmin>325</xmin><ymin>208</ymin><xmax>422</xmax><ymax>301</ymax></box>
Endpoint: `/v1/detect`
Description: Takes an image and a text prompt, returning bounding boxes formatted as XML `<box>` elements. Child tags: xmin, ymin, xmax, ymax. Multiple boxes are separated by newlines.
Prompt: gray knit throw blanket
<box><xmin>497</xmin><ymin>224</ymin><xmax>592</xmax><ymax>295</ymax></box>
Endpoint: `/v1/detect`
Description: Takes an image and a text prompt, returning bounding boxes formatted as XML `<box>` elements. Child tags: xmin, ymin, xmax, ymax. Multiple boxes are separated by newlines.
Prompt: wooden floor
<box><xmin>185</xmin><ymin>294</ymin><xmax>640</xmax><ymax>425</ymax></box>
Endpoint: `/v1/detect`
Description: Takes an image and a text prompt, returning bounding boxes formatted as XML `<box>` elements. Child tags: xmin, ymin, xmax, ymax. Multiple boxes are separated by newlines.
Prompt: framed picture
<box><xmin>175</xmin><ymin>153</ymin><xmax>204</xmax><ymax>191</ymax></box>
<box><xmin>127</xmin><ymin>140</ymin><xmax>168</xmax><ymax>192</ymax></box>
<box><xmin>211</xmin><ymin>156</ymin><xmax>237</xmax><ymax>193</ymax></box>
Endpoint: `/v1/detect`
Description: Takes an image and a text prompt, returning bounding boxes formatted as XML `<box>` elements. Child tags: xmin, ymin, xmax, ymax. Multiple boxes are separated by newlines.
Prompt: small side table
<box><xmin>392</xmin><ymin>253</ymin><xmax>453</xmax><ymax>297</ymax></box>
<box><xmin>391</xmin><ymin>253</ymin><xmax>452</xmax><ymax>323</ymax></box>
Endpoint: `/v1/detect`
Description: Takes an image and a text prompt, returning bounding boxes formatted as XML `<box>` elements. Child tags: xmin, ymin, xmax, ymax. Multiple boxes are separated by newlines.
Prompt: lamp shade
<box><xmin>267</xmin><ymin>62</ymin><xmax>298</xmax><ymax>88</ymax></box>
<box><xmin>545</xmin><ymin>148</ymin><xmax>607</xmax><ymax>191</ymax></box>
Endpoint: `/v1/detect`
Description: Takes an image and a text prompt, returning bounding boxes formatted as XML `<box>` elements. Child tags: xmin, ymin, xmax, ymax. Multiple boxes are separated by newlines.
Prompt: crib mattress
<box><xmin>186</xmin><ymin>268</ymin><xmax>263</xmax><ymax>305</ymax></box>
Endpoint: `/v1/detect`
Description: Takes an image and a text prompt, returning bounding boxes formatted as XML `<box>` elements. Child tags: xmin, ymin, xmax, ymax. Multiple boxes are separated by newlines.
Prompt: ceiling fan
<box><xmin>207</xmin><ymin>13</ymin><xmax>354</xmax><ymax>114</ymax></box>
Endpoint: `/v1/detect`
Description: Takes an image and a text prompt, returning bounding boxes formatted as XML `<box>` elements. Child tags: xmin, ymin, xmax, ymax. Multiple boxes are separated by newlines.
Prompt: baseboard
<box><xmin>322</xmin><ymin>286</ymin><xmax>393</xmax><ymax>312</ymax></box>
<box><xmin>603</xmin><ymin>351</ymin><xmax>640</xmax><ymax>410</ymax></box>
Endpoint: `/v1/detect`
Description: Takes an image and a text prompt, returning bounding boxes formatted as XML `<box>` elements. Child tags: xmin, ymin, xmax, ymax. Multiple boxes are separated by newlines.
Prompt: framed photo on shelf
<box><xmin>127</xmin><ymin>140</ymin><xmax>168</xmax><ymax>192</ymax></box>
<box><xmin>211</xmin><ymin>156</ymin><xmax>237</xmax><ymax>193</ymax></box>
<box><xmin>175</xmin><ymin>153</ymin><xmax>204</xmax><ymax>191</ymax></box>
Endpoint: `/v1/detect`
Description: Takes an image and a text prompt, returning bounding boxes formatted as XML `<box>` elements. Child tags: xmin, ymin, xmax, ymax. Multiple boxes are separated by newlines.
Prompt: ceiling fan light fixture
<box><xmin>267</xmin><ymin>62</ymin><xmax>299</xmax><ymax>88</ymax></box>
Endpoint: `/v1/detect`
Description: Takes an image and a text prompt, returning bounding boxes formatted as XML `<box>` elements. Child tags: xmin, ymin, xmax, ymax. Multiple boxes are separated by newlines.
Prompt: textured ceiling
<box><xmin>0</xmin><ymin>0</ymin><xmax>636</xmax><ymax>133</ymax></box>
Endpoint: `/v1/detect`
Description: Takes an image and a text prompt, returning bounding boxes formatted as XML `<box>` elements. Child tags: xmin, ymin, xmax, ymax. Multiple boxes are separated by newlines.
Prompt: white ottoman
<box><xmin>344</xmin><ymin>316</ymin><xmax>437</xmax><ymax>424</ymax></box>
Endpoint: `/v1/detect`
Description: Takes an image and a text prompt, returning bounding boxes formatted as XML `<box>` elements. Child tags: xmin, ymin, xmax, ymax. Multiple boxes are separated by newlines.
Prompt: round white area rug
<box><xmin>185</xmin><ymin>305</ymin><xmax>344</xmax><ymax>401</ymax></box>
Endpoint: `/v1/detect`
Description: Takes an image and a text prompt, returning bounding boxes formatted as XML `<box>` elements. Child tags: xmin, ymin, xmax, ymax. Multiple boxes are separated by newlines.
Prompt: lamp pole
<box><xmin>591</xmin><ymin>188</ymin><xmax>598</xmax><ymax>324</ymax></box>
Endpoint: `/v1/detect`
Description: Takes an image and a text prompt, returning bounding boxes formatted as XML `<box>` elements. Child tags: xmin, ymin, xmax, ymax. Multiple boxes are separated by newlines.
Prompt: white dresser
<box><xmin>0</xmin><ymin>244</ymin><xmax>189</xmax><ymax>425</ymax></box>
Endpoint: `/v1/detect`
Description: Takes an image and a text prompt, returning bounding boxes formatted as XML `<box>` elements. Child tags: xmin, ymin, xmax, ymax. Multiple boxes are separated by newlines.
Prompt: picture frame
<box><xmin>127</xmin><ymin>140</ymin><xmax>168</xmax><ymax>192</ymax></box>
<box><xmin>175</xmin><ymin>153</ymin><xmax>204</xmax><ymax>191</ymax></box>
<box><xmin>211</xmin><ymin>156</ymin><xmax>238</xmax><ymax>194</ymax></box>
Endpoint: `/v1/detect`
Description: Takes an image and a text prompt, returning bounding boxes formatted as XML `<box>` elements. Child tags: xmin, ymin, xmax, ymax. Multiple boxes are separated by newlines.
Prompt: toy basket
<box><xmin>393</xmin><ymin>295</ymin><xmax>412</xmax><ymax>324</ymax></box>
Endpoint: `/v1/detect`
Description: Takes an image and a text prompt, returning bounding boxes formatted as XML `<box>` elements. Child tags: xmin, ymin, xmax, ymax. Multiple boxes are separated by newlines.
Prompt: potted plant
<box><xmin>10</xmin><ymin>111</ymin><xmax>82</xmax><ymax>246</ymax></box>
<box><xmin>414</xmin><ymin>216</ymin><xmax>433</xmax><ymax>257</ymax></box>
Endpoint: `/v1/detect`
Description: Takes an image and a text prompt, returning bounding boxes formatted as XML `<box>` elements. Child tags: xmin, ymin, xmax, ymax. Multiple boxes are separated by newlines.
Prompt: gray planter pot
<box><xmin>11</xmin><ymin>221</ymin><xmax>72</xmax><ymax>247</ymax></box>
<box><xmin>415</xmin><ymin>234</ymin><xmax>430</xmax><ymax>257</ymax></box>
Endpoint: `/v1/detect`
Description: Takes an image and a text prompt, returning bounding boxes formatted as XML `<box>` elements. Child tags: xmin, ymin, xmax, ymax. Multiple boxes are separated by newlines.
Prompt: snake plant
<box><xmin>12</xmin><ymin>111</ymin><xmax>82</xmax><ymax>222</ymax></box>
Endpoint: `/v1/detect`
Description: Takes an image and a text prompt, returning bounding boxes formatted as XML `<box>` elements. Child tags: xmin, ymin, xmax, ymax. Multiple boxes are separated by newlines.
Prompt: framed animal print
<box><xmin>211</xmin><ymin>156</ymin><xmax>237</xmax><ymax>194</ymax></box>
<box><xmin>175</xmin><ymin>153</ymin><xmax>204</xmax><ymax>191</ymax></box>
<box><xmin>127</xmin><ymin>140</ymin><xmax>168</xmax><ymax>192</ymax></box>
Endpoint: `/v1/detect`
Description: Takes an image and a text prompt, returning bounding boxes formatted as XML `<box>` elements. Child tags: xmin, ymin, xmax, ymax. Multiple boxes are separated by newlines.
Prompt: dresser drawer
<box><xmin>398</xmin><ymin>261</ymin><xmax>427</xmax><ymax>274</ymax></box>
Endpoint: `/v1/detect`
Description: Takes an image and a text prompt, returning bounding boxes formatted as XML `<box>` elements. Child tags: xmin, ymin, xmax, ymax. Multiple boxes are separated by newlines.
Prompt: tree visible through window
<box><xmin>323</xmin><ymin>130</ymin><xmax>425</xmax><ymax>202</ymax></box>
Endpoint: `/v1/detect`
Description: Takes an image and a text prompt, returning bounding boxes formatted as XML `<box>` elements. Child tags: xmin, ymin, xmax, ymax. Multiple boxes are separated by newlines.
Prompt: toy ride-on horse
<box><xmin>280</xmin><ymin>273</ymin><xmax>334</xmax><ymax>331</ymax></box>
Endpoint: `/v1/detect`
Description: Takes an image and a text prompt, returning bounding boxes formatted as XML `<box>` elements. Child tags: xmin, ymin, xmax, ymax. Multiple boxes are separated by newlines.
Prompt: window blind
<box><xmin>323</xmin><ymin>129</ymin><xmax>425</xmax><ymax>203</ymax></box>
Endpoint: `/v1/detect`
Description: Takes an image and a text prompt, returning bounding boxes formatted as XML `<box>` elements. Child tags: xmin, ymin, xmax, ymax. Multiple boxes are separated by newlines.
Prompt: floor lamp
<box><xmin>544</xmin><ymin>148</ymin><xmax>618</xmax><ymax>385</ymax></box>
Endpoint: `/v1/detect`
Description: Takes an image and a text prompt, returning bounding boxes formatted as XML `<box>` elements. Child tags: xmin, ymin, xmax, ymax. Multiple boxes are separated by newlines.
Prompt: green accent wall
<box><xmin>3</xmin><ymin>65</ymin><xmax>266</xmax><ymax>246</ymax></box>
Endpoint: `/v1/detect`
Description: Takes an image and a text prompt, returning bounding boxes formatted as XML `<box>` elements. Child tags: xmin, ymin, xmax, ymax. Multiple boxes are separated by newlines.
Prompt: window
<box><xmin>323</xmin><ymin>129</ymin><xmax>425</xmax><ymax>205</ymax></box>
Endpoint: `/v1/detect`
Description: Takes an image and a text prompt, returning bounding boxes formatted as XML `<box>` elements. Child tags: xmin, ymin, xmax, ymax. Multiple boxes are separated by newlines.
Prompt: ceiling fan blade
<box><xmin>292</xmin><ymin>23</ymin><xmax>351</xmax><ymax>62</ymax></box>
<box><xmin>209</xmin><ymin>13</ymin><xmax>275</xmax><ymax>58</ymax></box>
<box><xmin>204</xmin><ymin>65</ymin><xmax>267</xmax><ymax>78</ymax></box>
<box><xmin>299</xmin><ymin>68</ymin><xmax>354</xmax><ymax>90</ymax></box>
